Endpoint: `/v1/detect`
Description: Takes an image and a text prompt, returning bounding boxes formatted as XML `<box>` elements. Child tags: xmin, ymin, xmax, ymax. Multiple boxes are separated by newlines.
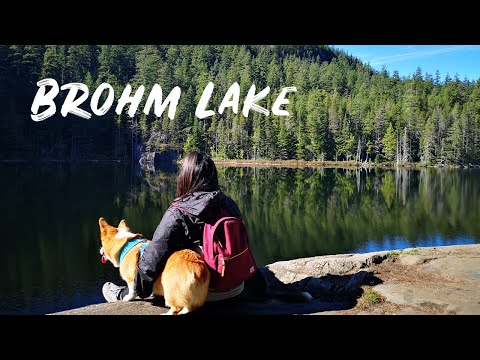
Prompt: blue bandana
<box><xmin>119</xmin><ymin>238</ymin><xmax>148</xmax><ymax>264</ymax></box>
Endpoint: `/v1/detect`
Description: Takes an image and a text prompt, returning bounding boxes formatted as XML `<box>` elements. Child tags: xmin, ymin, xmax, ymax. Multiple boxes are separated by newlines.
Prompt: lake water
<box><xmin>1</xmin><ymin>163</ymin><xmax>479</xmax><ymax>315</ymax></box>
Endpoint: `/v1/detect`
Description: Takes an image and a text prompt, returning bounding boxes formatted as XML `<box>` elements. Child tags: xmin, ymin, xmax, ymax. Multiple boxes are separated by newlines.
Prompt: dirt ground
<box><xmin>332</xmin><ymin>259</ymin><xmax>459</xmax><ymax>315</ymax></box>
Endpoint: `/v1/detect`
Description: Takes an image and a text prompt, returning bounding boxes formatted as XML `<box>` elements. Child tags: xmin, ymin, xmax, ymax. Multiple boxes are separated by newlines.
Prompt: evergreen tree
<box><xmin>296</xmin><ymin>118</ymin><xmax>308</xmax><ymax>160</ymax></box>
<box><xmin>336</xmin><ymin>118</ymin><xmax>356</xmax><ymax>161</ymax></box>
<box><xmin>445</xmin><ymin>112</ymin><xmax>463</xmax><ymax>164</ymax></box>
<box><xmin>184</xmin><ymin>117</ymin><xmax>204</xmax><ymax>155</ymax></box>
<box><xmin>22</xmin><ymin>45</ymin><xmax>44</xmax><ymax>83</ymax></box>
<box><xmin>402</xmin><ymin>127</ymin><xmax>411</xmax><ymax>163</ymax></box>
<box><xmin>8</xmin><ymin>45</ymin><xmax>23</xmax><ymax>78</ymax></box>
<box><xmin>277</xmin><ymin>119</ymin><xmax>295</xmax><ymax>160</ymax></box>
<box><xmin>421</xmin><ymin>115</ymin><xmax>436</xmax><ymax>165</ymax></box>
<box><xmin>382</xmin><ymin>123</ymin><xmax>396</xmax><ymax>161</ymax></box>
<box><xmin>434</xmin><ymin>70</ymin><xmax>441</xmax><ymax>86</ymax></box>
<box><xmin>41</xmin><ymin>45</ymin><xmax>60</xmax><ymax>79</ymax></box>
<box><xmin>66</xmin><ymin>45</ymin><xmax>92</xmax><ymax>82</ymax></box>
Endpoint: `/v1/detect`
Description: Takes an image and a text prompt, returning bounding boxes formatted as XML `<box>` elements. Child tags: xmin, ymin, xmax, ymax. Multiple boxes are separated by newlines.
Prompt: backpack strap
<box><xmin>211</xmin><ymin>216</ymin><xmax>242</xmax><ymax>234</ymax></box>
<box><xmin>171</xmin><ymin>204</ymin><xmax>242</xmax><ymax>238</ymax></box>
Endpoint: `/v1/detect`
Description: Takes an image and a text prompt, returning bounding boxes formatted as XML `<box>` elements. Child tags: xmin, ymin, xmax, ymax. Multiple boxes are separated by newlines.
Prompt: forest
<box><xmin>0</xmin><ymin>45</ymin><xmax>479</xmax><ymax>165</ymax></box>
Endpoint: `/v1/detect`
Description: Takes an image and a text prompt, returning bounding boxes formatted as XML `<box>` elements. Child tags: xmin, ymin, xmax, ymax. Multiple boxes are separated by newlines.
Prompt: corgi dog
<box><xmin>98</xmin><ymin>217</ymin><xmax>210</xmax><ymax>315</ymax></box>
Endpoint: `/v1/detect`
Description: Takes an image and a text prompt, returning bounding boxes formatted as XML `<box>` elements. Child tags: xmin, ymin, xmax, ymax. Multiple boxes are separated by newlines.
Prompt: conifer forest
<box><xmin>1</xmin><ymin>45</ymin><xmax>479</xmax><ymax>166</ymax></box>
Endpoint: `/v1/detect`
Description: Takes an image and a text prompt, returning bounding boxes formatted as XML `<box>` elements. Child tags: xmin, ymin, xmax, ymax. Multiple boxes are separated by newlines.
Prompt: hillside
<box><xmin>0</xmin><ymin>45</ymin><xmax>478</xmax><ymax>166</ymax></box>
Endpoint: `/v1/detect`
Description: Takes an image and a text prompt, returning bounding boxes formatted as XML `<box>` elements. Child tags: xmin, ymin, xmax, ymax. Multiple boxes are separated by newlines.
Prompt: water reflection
<box><xmin>0</xmin><ymin>164</ymin><xmax>479</xmax><ymax>314</ymax></box>
<box><xmin>218</xmin><ymin>167</ymin><xmax>480</xmax><ymax>266</ymax></box>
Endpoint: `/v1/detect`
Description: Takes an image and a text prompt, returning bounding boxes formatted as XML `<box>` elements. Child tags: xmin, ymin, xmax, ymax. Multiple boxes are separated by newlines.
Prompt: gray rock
<box><xmin>422</xmin><ymin>256</ymin><xmax>480</xmax><ymax>284</ymax></box>
<box><xmin>139</xmin><ymin>149</ymin><xmax>179</xmax><ymax>172</ymax></box>
<box><xmin>264</xmin><ymin>251</ymin><xmax>389</xmax><ymax>286</ymax></box>
<box><xmin>398</xmin><ymin>254</ymin><xmax>428</xmax><ymax>266</ymax></box>
<box><xmin>50</xmin><ymin>244</ymin><xmax>480</xmax><ymax>315</ymax></box>
<box><xmin>374</xmin><ymin>283</ymin><xmax>480</xmax><ymax>315</ymax></box>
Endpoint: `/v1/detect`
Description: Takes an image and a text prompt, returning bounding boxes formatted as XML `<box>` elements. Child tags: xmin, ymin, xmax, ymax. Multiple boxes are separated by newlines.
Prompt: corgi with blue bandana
<box><xmin>98</xmin><ymin>217</ymin><xmax>210</xmax><ymax>315</ymax></box>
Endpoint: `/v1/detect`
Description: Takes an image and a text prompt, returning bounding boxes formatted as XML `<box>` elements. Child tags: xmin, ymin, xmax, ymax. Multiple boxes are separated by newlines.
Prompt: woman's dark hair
<box><xmin>176</xmin><ymin>152</ymin><xmax>220</xmax><ymax>200</ymax></box>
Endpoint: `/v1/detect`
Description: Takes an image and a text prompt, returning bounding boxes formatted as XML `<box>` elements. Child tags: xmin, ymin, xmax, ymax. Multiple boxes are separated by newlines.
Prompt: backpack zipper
<box><xmin>219</xmin><ymin>247</ymin><xmax>249</xmax><ymax>277</ymax></box>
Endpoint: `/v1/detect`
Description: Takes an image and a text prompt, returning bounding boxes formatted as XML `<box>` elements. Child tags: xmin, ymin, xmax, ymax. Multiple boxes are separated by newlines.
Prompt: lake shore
<box><xmin>209</xmin><ymin>158</ymin><xmax>479</xmax><ymax>169</ymax></box>
<box><xmin>2</xmin><ymin>157</ymin><xmax>479</xmax><ymax>169</ymax></box>
<box><xmin>51</xmin><ymin>243</ymin><xmax>480</xmax><ymax>315</ymax></box>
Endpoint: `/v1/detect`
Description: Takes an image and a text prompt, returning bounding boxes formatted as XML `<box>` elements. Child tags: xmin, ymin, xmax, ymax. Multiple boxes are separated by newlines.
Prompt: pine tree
<box><xmin>382</xmin><ymin>123</ymin><xmax>396</xmax><ymax>161</ymax></box>
<box><xmin>8</xmin><ymin>45</ymin><xmax>23</xmax><ymax>78</ymax></box>
<box><xmin>41</xmin><ymin>45</ymin><xmax>60</xmax><ymax>79</ymax></box>
<box><xmin>434</xmin><ymin>70</ymin><xmax>441</xmax><ymax>86</ymax></box>
<box><xmin>277</xmin><ymin>119</ymin><xmax>294</xmax><ymax>160</ymax></box>
<box><xmin>22</xmin><ymin>45</ymin><xmax>44</xmax><ymax>83</ymax></box>
<box><xmin>66</xmin><ymin>45</ymin><xmax>92</xmax><ymax>82</ymax></box>
<box><xmin>84</xmin><ymin>71</ymin><xmax>94</xmax><ymax>88</ymax></box>
<box><xmin>402</xmin><ymin>127</ymin><xmax>410</xmax><ymax>163</ymax></box>
<box><xmin>373</xmin><ymin>103</ymin><xmax>386</xmax><ymax>157</ymax></box>
<box><xmin>296</xmin><ymin>118</ymin><xmax>308</xmax><ymax>160</ymax></box>
<box><xmin>336</xmin><ymin>118</ymin><xmax>356</xmax><ymax>161</ymax></box>
<box><xmin>421</xmin><ymin>115</ymin><xmax>436</xmax><ymax>165</ymax></box>
<box><xmin>446</xmin><ymin>114</ymin><xmax>463</xmax><ymax>164</ymax></box>
<box><xmin>306</xmin><ymin>89</ymin><xmax>326</xmax><ymax>160</ymax></box>
<box><xmin>184</xmin><ymin>117</ymin><xmax>204</xmax><ymax>155</ymax></box>
<box><xmin>134</xmin><ymin>45</ymin><xmax>163</xmax><ymax>88</ymax></box>
<box><xmin>216</xmin><ymin>118</ymin><xmax>227</xmax><ymax>159</ymax></box>
<box><xmin>208</xmin><ymin>115</ymin><xmax>218</xmax><ymax>157</ymax></box>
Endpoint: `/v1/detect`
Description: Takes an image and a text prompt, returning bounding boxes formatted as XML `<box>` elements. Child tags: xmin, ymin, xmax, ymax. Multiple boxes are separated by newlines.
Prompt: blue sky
<box><xmin>332</xmin><ymin>45</ymin><xmax>480</xmax><ymax>82</ymax></box>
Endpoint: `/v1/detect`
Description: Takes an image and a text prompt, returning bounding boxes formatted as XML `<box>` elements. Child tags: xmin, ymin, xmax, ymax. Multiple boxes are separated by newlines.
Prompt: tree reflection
<box><xmin>1</xmin><ymin>164</ymin><xmax>479</xmax><ymax>314</ymax></box>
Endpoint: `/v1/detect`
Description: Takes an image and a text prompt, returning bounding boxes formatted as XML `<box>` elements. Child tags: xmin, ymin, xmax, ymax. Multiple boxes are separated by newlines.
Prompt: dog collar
<box><xmin>119</xmin><ymin>238</ymin><xmax>148</xmax><ymax>264</ymax></box>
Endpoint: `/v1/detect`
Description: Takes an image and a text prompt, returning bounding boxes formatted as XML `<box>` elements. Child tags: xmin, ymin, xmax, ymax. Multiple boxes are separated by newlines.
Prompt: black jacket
<box><xmin>134</xmin><ymin>190</ymin><xmax>242</xmax><ymax>299</ymax></box>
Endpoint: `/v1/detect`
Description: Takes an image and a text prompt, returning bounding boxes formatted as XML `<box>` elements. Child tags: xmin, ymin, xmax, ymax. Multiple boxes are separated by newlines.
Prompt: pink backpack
<box><xmin>171</xmin><ymin>205</ymin><xmax>258</xmax><ymax>292</ymax></box>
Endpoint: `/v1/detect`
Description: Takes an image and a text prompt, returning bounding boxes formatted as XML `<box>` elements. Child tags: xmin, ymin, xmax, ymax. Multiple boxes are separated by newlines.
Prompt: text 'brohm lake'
<box><xmin>30</xmin><ymin>79</ymin><xmax>297</xmax><ymax>122</ymax></box>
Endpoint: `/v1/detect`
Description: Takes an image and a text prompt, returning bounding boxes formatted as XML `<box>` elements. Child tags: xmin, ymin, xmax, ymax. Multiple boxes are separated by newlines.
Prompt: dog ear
<box><xmin>118</xmin><ymin>219</ymin><xmax>130</xmax><ymax>230</ymax></box>
<box><xmin>99</xmin><ymin>217</ymin><xmax>108</xmax><ymax>228</ymax></box>
<box><xmin>99</xmin><ymin>217</ymin><xmax>109</xmax><ymax>235</ymax></box>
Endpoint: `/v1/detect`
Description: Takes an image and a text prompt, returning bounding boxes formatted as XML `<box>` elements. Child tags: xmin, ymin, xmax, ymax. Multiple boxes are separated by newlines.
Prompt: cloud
<box><xmin>369</xmin><ymin>46</ymin><xmax>476</xmax><ymax>66</ymax></box>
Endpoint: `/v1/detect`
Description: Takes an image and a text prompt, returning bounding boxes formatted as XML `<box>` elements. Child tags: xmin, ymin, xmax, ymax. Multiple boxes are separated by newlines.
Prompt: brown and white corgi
<box><xmin>98</xmin><ymin>217</ymin><xmax>210</xmax><ymax>315</ymax></box>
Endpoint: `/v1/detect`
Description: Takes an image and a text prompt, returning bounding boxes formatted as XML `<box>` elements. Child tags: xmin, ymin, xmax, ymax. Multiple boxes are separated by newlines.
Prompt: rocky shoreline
<box><xmin>51</xmin><ymin>244</ymin><xmax>480</xmax><ymax>315</ymax></box>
